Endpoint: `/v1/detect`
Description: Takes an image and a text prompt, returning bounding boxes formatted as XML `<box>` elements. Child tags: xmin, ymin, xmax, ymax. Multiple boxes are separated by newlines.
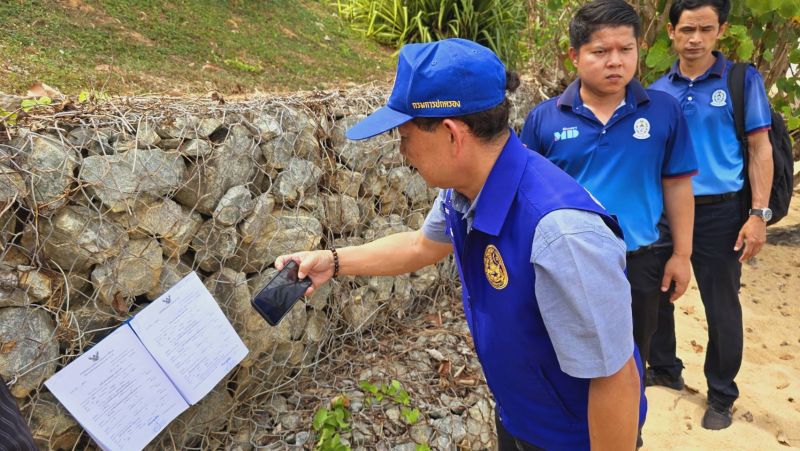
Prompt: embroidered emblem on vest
<box><xmin>710</xmin><ymin>89</ymin><xmax>727</xmax><ymax>106</ymax></box>
<box><xmin>632</xmin><ymin>118</ymin><xmax>651</xmax><ymax>139</ymax></box>
<box><xmin>484</xmin><ymin>245</ymin><xmax>508</xmax><ymax>289</ymax></box>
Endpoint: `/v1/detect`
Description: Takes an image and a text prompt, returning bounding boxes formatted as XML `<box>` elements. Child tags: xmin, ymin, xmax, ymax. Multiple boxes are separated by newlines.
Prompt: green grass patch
<box><xmin>0</xmin><ymin>0</ymin><xmax>394</xmax><ymax>95</ymax></box>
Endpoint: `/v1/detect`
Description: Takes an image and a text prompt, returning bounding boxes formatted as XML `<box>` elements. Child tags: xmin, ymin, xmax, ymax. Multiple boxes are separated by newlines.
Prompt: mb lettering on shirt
<box><xmin>554</xmin><ymin>126</ymin><xmax>580</xmax><ymax>141</ymax></box>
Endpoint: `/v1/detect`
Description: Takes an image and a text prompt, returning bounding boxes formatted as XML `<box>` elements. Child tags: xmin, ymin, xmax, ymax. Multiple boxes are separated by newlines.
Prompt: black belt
<box><xmin>695</xmin><ymin>192</ymin><xmax>739</xmax><ymax>205</ymax></box>
<box><xmin>626</xmin><ymin>244</ymin><xmax>656</xmax><ymax>257</ymax></box>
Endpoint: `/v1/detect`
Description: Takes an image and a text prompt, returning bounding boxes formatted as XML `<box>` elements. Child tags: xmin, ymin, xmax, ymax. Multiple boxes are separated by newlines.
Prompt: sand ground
<box><xmin>643</xmin><ymin>187</ymin><xmax>800</xmax><ymax>450</ymax></box>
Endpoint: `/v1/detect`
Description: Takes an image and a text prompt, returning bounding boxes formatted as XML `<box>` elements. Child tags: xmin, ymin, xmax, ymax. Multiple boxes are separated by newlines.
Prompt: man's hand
<box><xmin>734</xmin><ymin>215</ymin><xmax>767</xmax><ymax>262</ymax></box>
<box><xmin>661</xmin><ymin>253</ymin><xmax>691</xmax><ymax>302</ymax></box>
<box><xmin>275</xmin><ymin>250</ymin><xmax>335</xmax><ymax>296</ymax></box>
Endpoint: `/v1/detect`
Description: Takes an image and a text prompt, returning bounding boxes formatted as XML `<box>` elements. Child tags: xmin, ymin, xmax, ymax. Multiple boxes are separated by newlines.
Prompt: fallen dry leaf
<box><xmin>777</xmin><ymin>382</ymin><xmax>790</xmax><ymax>390</ymax></box>
<box><xmin>425</xmin><ymin>348</ymin><xmax>445</xmax><ymax>361</ymax></box>
<box><xmin>680</xmin><ymin>305</ymin><xmax>695</xmax><ymax>315</ymax></box>
<box><xmin>112</xmin><ymin>292</ymin><xmax>128</xmax><ymax>315</ymax></box>
<box><xmin>0</xmin><ymin>340</ymin><xmax>17</xmax><ymax>354</ymax></box>
<box><xmin>455</xmin><ymin>376</ymin><xmax>478</xmax><ymax>386</ymax></box>
<box><xmin>424</xmin><ymin>312</ymin><xmax>442</xmax><ymax>327</ymax></box>
<box><xmin>777</xmin><ymin>431</ymin><xmax>789</xmax><ymax>446</ymax></box>
<box><xmin>27</xmin><ymin>81</ymin><xmax>63</xmax><ymax>99</ymax></box>
<box><xmin>437</xmin><ymin>360</ymin><xmax>451</xmax><ymax>378</ymax></box>
<box><xmin>741</xmin><ymin>411</ymin><xmax>754</xmax><ymax>422</ymax></box>
<box><xmin>779</xmin><ymin>354</ymin><xmax>794</xmax><ymax>361</ymax></box>
<box><xmin>690</xmin><ymin>340</ymin><xmax>704</xmax><ymax>353</ymax></box>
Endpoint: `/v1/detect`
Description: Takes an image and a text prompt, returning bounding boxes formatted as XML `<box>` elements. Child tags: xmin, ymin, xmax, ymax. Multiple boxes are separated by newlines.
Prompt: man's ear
<box><xmin>718</xmin><ymin>22</ymin><xmax>728</xmax><ymax>37</ymax></box>
<box><xmin>667</xmin><ymin>23</ymin><xmax>675</xmax><ymax>40</ymax></box>
<box><xmin>568</xmin><ymin>47</ymin><xmax>579</xmax><ymax>66</ymax></box>
<box><xmin>441</xmin><ymin>118</ymin><xmax>466</xmax><ymax>154</ymax></box>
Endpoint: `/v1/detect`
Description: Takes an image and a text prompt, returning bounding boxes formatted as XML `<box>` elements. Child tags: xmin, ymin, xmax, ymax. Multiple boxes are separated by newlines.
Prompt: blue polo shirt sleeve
<box><xmin>421</xmin><ymin>190</ymin><xmax>450</xmax><ymax>243</ymax></box>
<box><xmin>661</xmin><ymin>93</ymin><xmax>698</xmax><ymax>178</ymax></box>
<box><xmin>744</xmin><ymin>66</ymin><xmax>772</xmax><ymax>134</ymax></box>
<box><xmin>520</xmin><ymin>105</ymin><xmax>543</xmax><ymax>151</ymax></box>
<box><xmin>531</xmin><ymin>208</ymin><xmax>634</xmax><ymax>379</ymax></box>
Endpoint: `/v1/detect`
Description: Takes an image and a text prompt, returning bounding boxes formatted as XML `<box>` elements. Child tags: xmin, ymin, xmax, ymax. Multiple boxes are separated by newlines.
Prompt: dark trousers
<box><xmin>649</xmin><ymin>197</ymin><xmax>744</xmax><ymax>409</ymax></box>
<box><xmin>627</xmin><ymin>247</ymin><xmax>670</xmax><ymax>367</ymax></box>
<box><xmin>496</xmin><ymin>413</ymin><xmax>544</xmax><ymax>451</ymax></box>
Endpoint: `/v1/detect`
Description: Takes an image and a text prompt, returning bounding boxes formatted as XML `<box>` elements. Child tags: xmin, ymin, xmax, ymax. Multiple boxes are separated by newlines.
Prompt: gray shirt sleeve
<box><xmin>531</xmin><ymin>209</ymin><xmax>633</xmax><ymax>379</ymax></box>
<box><xmin>421</xmin><ymin>190</ymin><xmax>451</xmax><ymax>243</ymax></box>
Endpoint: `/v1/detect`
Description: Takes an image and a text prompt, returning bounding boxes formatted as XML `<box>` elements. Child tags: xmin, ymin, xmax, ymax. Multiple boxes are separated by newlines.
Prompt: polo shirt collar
<box><xmin>468</xmin><ymin>130</ymin><xmax>527</xmax><ymax>236</ymax></box>
<box><xmin>667</xmin><ymin>50</ymin><xmax>727</xmax><ymax>81</ymax></box>
<box><xmin>557</xmin><ymin>78</ymin><xmax>650</xmax><ymax>110</ymax></box>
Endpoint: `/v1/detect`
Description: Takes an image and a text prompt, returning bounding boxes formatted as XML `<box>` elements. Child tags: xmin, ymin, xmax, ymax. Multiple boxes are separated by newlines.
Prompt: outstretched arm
<box><xmin>275</xmin><ymin>230</ymin><xmax>452</xmax><ymax>295</ymax></box>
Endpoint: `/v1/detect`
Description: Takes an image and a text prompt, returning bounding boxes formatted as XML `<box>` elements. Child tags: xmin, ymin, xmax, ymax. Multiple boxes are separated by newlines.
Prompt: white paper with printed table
<box><xmin>44</xmin><ymin>272</ymin><xmax>249</xmax><ymax>451</ymax></box>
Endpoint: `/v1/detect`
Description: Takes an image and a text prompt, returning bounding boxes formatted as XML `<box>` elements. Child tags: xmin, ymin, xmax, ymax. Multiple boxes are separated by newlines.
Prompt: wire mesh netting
<box><xmin>0</xmin><ymin>81</ymin><xmax>542</xmax><ymax>450</ymax></box>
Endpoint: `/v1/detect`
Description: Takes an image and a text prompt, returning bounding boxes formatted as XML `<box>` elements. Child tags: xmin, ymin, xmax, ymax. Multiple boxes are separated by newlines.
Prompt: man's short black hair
<box><xmin>412</xmin><ymin>71</ymin><xmax>521</xmax><ymax>141</ymax></box>
<box><xmin>569</xmin><ymin>0</ymin><xmax>641</xmax><ymax>50</ymax></box>
<box><xmin>669</xmin><ymin>0</ymin><xmax>730</xmax><ymax>26</ymax></box>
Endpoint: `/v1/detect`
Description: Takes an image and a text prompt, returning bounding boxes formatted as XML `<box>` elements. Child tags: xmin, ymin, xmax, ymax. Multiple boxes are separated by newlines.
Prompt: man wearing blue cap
<box><xmin>275</xmin><ymin>38</ymin><xmax>644</xmax><ymax>450</ymax></box>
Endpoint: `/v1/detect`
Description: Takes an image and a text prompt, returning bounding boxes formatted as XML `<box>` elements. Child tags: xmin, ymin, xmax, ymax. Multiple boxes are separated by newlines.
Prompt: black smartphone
<box><xmin>251</xmin><ymin>260</ymin><xmax>312</xmax><ymax>326</ymax></box>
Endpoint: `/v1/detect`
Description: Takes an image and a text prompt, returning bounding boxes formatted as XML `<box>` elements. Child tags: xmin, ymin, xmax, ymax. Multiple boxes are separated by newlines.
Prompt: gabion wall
<box><xmin>0</xmin><ymin>86</ymin><xmax>537</xmax><ymax>449</ymax></box>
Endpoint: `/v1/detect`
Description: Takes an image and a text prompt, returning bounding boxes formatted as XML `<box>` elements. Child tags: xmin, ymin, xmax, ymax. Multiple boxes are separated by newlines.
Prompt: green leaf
<box><xmin>736</xmin><ymin>39</ymin><xmax>754</xmax><ymax>60</ymax></box>
<box><xmin>78</xmin><ymin>91</ymin><xmax>89</xmax><ymax>103</ymax></box>
<box><xmin>20</xmin><ymin>99</ymin><xmax>37</xmax><ymax>111</ymax></box>
<box><xmin>359</xmin><ymin>380</ymin><xmax>378</xmax><ymax>395</ymax></box>
<box><xmin>313</xmin><ymin>408</ymin><xmax>329</xmax><ymax>431</ymax></box>
<box><xmin>415</xmin><ymin>444</ymin><xmax>432</xmax><ymax>451</ymax></box>
<box><xmin>401</xmin><ymin>407</ymin><xmax>421</xmax><ymax>424</ymax></box>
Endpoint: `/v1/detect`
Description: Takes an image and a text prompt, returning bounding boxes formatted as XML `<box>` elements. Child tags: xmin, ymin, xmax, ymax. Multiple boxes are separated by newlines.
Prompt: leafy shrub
<box><xmin>335</xmin><ymin>0</ymin><xmax>529</xmax><ymax>68</ymax></box>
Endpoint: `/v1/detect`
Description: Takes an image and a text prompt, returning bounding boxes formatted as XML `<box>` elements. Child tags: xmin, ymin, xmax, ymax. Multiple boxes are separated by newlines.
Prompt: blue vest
<box><xmin>442</xmin><ymin>133</ymin><xmax>646</xmax><ymax>449</ymax></box>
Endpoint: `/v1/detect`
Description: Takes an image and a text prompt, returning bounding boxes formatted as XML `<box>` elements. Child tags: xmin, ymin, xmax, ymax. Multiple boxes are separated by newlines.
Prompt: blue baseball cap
<box><xmin>346</xmin><ymin>38</ymin><xmax>507</xmax><ymax>141</ymax></box>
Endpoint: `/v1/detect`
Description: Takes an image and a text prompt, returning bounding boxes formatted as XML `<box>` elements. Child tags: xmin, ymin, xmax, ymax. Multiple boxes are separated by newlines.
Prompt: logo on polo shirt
<box><xmin>710</xmin><ymin>89</ymin><xmax>727</xmax><ymax>107</ymax></box>
<box><xmin>633</xmin><ymin>118</ymin><xmax>651</xmax><ymax>140</ymax></box>
<box><xmin>484</xmin><ymin>245</ymin><xmax>508</xmax><ymax>290</ymax></box>
<box><xmin>554</xmin><ymin>126</ymin><xmax>579</xmax><ymax>141</ymax></box>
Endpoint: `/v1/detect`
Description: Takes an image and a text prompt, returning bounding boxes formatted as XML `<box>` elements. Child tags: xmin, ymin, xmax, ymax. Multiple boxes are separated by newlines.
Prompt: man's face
<box><xmin>397</xmin><ymin>121</ymin><xmax>451</xmax><ymax>188</ymax></box>
<box><xmin>570</xmin><ymin>25</ymin><xmax>638</xmax><ymax>98</ymax></box>
<box><xmin>668</xmin><ymin>6</ymin><xmax>726</xmax><ymax>63</ymax></box>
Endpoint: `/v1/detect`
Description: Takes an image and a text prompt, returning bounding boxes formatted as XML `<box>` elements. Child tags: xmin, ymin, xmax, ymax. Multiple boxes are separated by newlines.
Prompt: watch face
<box><xmin>763</xmin><ymin>208</ymin><xmax>773</xmax><ymax>221</ymax></box>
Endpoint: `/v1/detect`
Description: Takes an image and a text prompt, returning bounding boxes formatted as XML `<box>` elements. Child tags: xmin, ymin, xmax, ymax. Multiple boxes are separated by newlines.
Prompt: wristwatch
<box><xmin>748</xmin><ymin>207</ymin><xmax>772</xmax><ymax>223</ymax></box>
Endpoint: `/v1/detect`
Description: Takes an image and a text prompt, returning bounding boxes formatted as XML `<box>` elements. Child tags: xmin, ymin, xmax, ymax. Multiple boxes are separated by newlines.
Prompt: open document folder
<box><xmin>45</xmin><ymin>272</ymin><xmax>249</xmax><ymax>451</ymax></box>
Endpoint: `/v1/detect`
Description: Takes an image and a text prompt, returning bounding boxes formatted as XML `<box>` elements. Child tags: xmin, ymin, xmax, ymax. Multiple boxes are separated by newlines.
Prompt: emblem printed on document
<box><xmin>710</xmin><ymin>89</ymin><xmax>727</xmax><ymax>107</ymax></box>
<box><xmin>632</xmin><ymin>118</ymin><xmax>651</xmax><ymax>140</ymax></box>
<box><xmin>484</xmin><ymin>245</ymin><xmax>509</xmax><ymax>290</ymax></box>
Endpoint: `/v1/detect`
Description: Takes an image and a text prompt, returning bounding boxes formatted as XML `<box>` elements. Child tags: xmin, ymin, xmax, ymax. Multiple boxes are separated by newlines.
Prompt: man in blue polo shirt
<box><xmin>274</xmin><ymin>38</ymin><xmax>645</xmax><ymax>450</ymax></box>
<box><xmin>521</xmin><ymin>0</ymin><xmax>697</xmax><ymax>387</ymax></box>
<box><xmin>648</xmin><ymin>0</ymin><xmax>773</xmax><ymax>430</ymax></box>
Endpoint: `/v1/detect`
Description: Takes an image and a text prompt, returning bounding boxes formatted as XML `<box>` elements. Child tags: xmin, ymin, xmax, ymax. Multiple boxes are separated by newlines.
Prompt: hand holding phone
<box><xmin>251</xmin><ymin>260</ymin><xmax>312</xmax><ymax>326</ymax></box>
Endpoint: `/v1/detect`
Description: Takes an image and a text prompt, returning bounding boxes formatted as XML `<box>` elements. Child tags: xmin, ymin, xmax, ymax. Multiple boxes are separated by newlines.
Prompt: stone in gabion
<box><xmin>0</xmin><ymin>307</ymin><xmax>59</xmax><ymax>398</ymax></box>
<box><xmin>91</xmin><ymin>238</ymin><xmax>163</xmax><ymax>307</ymax></box>
<box><xmin>79</xmin><ymin>148</ymin><xmax>186</xmax><ymax>212</ymax></box>
<box><xmin>25</xmin><ymin>392</ymin><xmax>81</xmax><ymax>450</ymax></box>
<box><xmin>175</xmin><ymin>124</ymin><xmax>260</xmax><ymax>214</ymax></box>
<box><xmin>239</xmin><ymin>193</ymin><xmax>276</xmax><ymax>245</ymax></box>
<box><xmin>0</xmin><ymin>164</ymin><xmax>27</xmax><ymax>205</ymax></box>
<box><xmin>131</xmin><ymin>198</ymin><xmax>203</xmax><ymax>257</ymax></box>
<box><xmin>17</xmin><ymin>135</ymin><xmax>80</xmax><ymax>213</ymax></box>
<box><xmin>330</xmin><ymin>115</ymin><xmax>402</xmax><ymax>172</ymax></box>
<box><xmin>229</xmin><ymin>212</ymin><xmax>322</xmax><ymax>273</ymax></box>
<box><xmin>67</xmin><ymin>127</ymin><xmax>112</xmax><ymax>155</ymax></box>
<box><xmin>274</xmin><ymin>158</ymin><xmax>323</xmax><ymax>206</ymax></box>
<box><xmin>0</xmin><ymin>205</ymin><xmax>18</xmax><ymax>247</ymax></box>
<box><xmin>33</xmin><ymin>204</ymin><xmax>128</xmax><ymax>273</ymax></box>
<box><xmin>328</xmin><ymin>164</ymin><xmax>364</xmax><ymax>198</ymax></box>
<box><xmin>323</xmin><ymin>193</ymin><xmax>360</xmax><ymax>234</ymax></box>
<box><xmin>135</xmin><ymin>121</ymin><xmax>161</xmax><ymax>147</ymax></box>
<box><xmin>192</xmin><ymin>221</ymin><xmax>239</xmax><ymax>272</ymax></box>
<box><xmin>177</xmin><ymin>138</ymin><xmax>213</xmax><ymax>157</ymax></box>
<box><xmin>213</xmin><ymin>185</ymin><xmax>254</xmax><ymax>227</ymax></box>
<box><xmin>157</xmin><ymin>115</ymin><xmax>223</xmax><ymax>140</ymax></box>
<box><xmin>147</xmin><ymin>258</ymin><xmax>193</xmax><ymax>300</ymax></box>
